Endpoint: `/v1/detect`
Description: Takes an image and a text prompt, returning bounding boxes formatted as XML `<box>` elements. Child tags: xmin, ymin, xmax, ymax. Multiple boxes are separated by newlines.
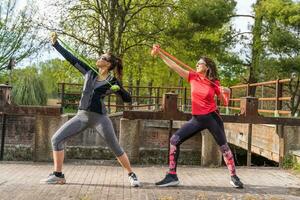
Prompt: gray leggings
<box><xmin>51</xmin><ymin>110</ymin><xmax>124</xmax><ymax>157</ymax></box>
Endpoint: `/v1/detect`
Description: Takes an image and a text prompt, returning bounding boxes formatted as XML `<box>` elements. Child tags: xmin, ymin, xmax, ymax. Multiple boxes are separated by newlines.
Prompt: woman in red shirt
<box><xmin>152</xmin><ymin>47</ymin><xmax>243</xmax><ymax>188</ymax></box>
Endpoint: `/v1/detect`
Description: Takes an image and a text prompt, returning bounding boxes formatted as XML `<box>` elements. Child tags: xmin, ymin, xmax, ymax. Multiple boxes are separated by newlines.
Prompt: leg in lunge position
<box><xmin>155</xmin><ymin>117</ymin><xmax>204</xmax><ymax>187</ymax></box>
<box><xmin>220</xmin><ymin>143</ymin><xmax>243</xmax><ymax>188</ymax></box>
<box><xmin>92</xmin><ymin>113</ymin><xmax>140</xmax><ymax>187</ymax></box>
<box><xmin>208</xmin><ymin>112</ymin><xmax>243</xmax><ymax>188</ymax></box>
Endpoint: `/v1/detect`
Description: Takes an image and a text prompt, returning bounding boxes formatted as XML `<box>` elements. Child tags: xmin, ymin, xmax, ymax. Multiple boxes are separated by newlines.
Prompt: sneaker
<box><xmin>155</xmin><ymin>173</ymin><xmax>180</xmax><ymax>187</ymax></box>
<box><xmin>128</xmin><ymin>172</ymin><xmax>140</xmax><ymax>187</ymax></box>
<box><xmin>40</xmin><ymin>173</ymin><xmax>66</xmax><ymax>184</ymax></box>
<box><xmin>230</xmin><ymin>175</ymin><xmax>243</xmax><ymax>188</ymax></box>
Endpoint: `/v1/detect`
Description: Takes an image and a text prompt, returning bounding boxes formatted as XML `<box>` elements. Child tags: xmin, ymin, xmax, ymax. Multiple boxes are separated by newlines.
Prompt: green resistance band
<box><xmin>57</xmin><ymin>38</ymin><xmax>120</xmax><ymax>92</ymax></box>
<box><xmin>57</xmin><ymin>38</ymin><xmax>99</xmax><ymax>75</ymax></box>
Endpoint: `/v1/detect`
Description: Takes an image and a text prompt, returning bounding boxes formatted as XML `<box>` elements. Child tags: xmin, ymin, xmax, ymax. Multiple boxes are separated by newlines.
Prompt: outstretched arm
<box><xmin>158</xmin><ymin>52</ymin><xmax>189</xmax><ymax>80</ymax></box>
<box><xmin>50</xmin><ymin>32</ymin><xmax>90</xmax><ymax>74</ymax></box>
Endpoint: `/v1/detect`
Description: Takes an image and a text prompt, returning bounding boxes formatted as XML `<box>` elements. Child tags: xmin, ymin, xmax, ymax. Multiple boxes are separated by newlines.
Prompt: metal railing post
<box><xmin>0</xmin><ymin>113</ymin><xmax>7</xmax><ymax>160</ymax></box>
<box><xmin>60</xmin><ymin>83</ymin><xmax>65</xmax><ymax>114</ymax></box>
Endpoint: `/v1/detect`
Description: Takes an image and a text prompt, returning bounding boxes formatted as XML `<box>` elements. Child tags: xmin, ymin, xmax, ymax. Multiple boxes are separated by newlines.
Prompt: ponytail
<box><xmin>200</xmin><ymin>56</ymin><xmax>219</xmax><ymax>81</ymax></box>
<box><xmin>115</xmin><ymin>57</ymin><xmax>123</xmax><ymax>78</ymax></box>
<box><xmin>107</xmin><ymin>53</ymin><xmax>123</xmax><ymax>78</ymax></box>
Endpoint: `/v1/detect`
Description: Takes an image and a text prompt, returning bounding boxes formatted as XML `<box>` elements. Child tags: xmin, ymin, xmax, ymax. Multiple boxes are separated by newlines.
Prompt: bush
<box><xmin>283</xmin><ymin>154</ymin><xmax>300</xmax><ymax>172</ymax></box>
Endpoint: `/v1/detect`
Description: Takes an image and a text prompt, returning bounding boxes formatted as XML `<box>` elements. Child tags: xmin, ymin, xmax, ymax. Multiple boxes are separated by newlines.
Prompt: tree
<box><xmin>160</xmin><ymin>0</ymin><xmax>300</xmax><ymax>96</ymax></box>
<box><xmin>0</xmin><ymin>0</ymin><xmax>45</xmax><ymax>71</ymax></box>
<box><xmin>258</xmin><ymin>0</ymin><xmax>300</xmax><ymax>115</ymax></box>
<box><xmin>9</xmin><ymin>58</ymin><xmax>83</xmax><ymax>105</ymax></box>
<box><xmin>39</xmin><ymin>0</ymin><xmax>174</xmax><ymax>80</ymax></box>
<box><xmin>154</xmin><ymin>0</ymin><xmax>247</xmax><ymax>87</ymax></box>
<box><xmin>11</xmin><ymin>67</ymin><xmax>47</xmax><ymax>105</ymax></box>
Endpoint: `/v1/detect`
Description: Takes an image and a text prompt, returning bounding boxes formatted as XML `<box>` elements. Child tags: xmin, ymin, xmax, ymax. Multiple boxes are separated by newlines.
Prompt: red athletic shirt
<box><xmin>188</xmin><ymin>71</ymin><xmax>220</xmax><ymax>115</ymax></box>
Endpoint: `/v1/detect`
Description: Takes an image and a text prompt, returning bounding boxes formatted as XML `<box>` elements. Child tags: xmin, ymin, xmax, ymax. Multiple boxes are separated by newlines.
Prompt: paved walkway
<box><xmin>0</xmin><ymin>161</ymin><xmax>300</xmax><ymax>200</ymax></box>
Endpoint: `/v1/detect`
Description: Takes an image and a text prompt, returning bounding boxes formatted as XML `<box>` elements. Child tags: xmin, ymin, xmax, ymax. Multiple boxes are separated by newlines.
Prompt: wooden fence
<box><xmin>227</xmin><ymin>79</ymin><xmax>292</xmax><ymax>116</ymax></box>
<box><xmin>57</xmin><ymin>83</ymin><xmax>191</xmax><ymax>113</ymax></box>
<box><xmin>57</xmin><ymin>78</ymin><xmax>292</xmax><ymax>116</ymax></box>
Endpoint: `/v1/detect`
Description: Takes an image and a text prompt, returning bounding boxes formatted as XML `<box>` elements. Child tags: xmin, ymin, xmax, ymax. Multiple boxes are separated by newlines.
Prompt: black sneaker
<box><xmin>230</xmin><ymin>175</ymin><xmax>243</xmax><ymax>188</ymax></box>
<box><xmin>155</xmin><ymin>173</ymin><xmax>180</xmax><ymax>187</ymax></box>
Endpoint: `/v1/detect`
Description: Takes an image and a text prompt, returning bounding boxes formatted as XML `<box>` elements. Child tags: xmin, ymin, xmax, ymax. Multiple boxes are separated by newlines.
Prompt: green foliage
<box><xmin>7</xmin><ymin>0</ymin><xmax>299</xmax><ymax>104</ymax></box>
<box><xmin>12</xmin><ymin>72</ymin><xmax>47</xmax><ymax>106</ymax></box>
<box><xmin>123</xmin><ymin>45</ymin><xmax>181</xmax><ymax>88</ymax></box>
<box><xmin>117</xmin><ymin>1</ymin><xmax>183</xmax><ymax>87</ymax></box>
<box><xmin>283</xmin><ymin>154</ymin><xmax>295</xmax><ymax>169</ymax></box>
<box><xmin>162</xmin><ymin>0</ymin><xmax>245</xmax><ymax>86</ymax></box>
<box><xmin>259</xmin><ymin>0</ymin><xmax>300</xmax><ymax>27</ymax></box>
<box><xmin>187</xmin><ymin>0</ymin><xmax>236</xmax><ymax>29</ymax></box>
<box><xmin>253</xmin><ymin>1</ymin><xmax>300</xmax><ymax>78</ymax></box>
<box><xmin>39</xmin><ymin>59</ymin><xmax>83</xmax><ymax>98</ymax></box>
<box><xmin>0</xmin><ymin>0</ymin><xmax>45</xmax><ymax>70</ymax></box>
<box><xmin>283</xmin><ymin>154</ymin><xmax>300</xmax><ymax>172</ymax></box>
<box><xmin>268</xmin><ymin>27</ymin><xmax>300</xmax><ymax>55</ymax></box>
<box><xmin>63</xmin><ymin>93</ymin><xmax>80</xmax><ymax>110</ymax></box>
<box><xmin>168</xmin><ymin>0</ymin><xmax>235</xmax><ymax>37</ymax></box>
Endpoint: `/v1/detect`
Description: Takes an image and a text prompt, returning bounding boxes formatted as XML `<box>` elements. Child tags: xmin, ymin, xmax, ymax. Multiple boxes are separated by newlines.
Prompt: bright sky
<box><xmin>15</xmin><ymin>0</ymin><xmax>257</xmax><ymax>68</ymax></box>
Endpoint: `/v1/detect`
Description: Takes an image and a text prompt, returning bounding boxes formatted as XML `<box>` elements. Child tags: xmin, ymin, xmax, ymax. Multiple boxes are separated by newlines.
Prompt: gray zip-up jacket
<box><xmin>53</xmin><ymin>41</ymin><xmax>131</xmax><ymax>114</ymax></box>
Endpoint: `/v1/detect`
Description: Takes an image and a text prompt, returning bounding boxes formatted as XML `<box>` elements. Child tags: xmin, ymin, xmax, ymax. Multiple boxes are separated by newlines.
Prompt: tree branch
<box><xmin>230</xmin><ymin>14</ymin><xmax>255</xmax><ymax>19</ymax></box>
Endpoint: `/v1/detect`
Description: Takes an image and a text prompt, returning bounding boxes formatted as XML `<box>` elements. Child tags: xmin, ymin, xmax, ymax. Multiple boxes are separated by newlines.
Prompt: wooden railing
<box><xmin>57</xmin><ymin>83</ymin><xmax>191</xmax><ymax>113</ymax></box>
<box><xmin>57</xmin><ymin>78</ymin><xmax>292</xmax><ymax>116</ymax></box>
<box><xmin>226</xmin><ymin>79</ymin><xmax>292</xmax><ymax>116</ymax></box>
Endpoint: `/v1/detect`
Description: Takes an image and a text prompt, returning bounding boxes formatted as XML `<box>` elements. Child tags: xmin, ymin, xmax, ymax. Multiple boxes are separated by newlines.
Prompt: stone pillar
<box><xmin>279</xmin><ymin>125</ymin><xmax>300</xmax><ymax>167</ymax></box>
<box><xmin>0</xmin><ymin>84</ymin><xmax>12</xmax><ymax>109</ymax></box>
<box><xmin>33</xmin><ymin>114</ymin><xmax>68</xmax><ymax>161</ymax></box>
<box><xmin>201</xmin><ymin>131</ymin><xmax>222</xmax><ymax>166</ymax></box>
<box><xmin>119</xmin><ymin>118</ymin><xmax>140</xmax><ymax>163</ymax></box>
<box><xmin>240</xmin><ymin>96</ymin><xmax>258</xmax><ymax>117</ymax></box>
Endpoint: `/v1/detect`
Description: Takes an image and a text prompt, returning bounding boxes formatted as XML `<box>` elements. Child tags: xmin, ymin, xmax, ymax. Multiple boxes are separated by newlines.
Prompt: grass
<box><xmin>63</xmin><ymin>107</ymin><xmax>77</xmax><ymax>113</ymax></box>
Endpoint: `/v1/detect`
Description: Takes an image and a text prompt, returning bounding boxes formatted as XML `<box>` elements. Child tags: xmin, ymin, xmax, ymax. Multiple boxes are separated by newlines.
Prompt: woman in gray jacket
<box><xmin>40</xmin><ymin>33</ymin><xmax>140</xmax><ymax>187</ymax></box>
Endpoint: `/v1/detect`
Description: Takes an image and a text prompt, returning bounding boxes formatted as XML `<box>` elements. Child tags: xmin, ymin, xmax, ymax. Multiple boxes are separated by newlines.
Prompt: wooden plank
<box><xmin>123</xmin><ymin>110</ymin><xmax>300</xmax><ymax>126</ymax></box>
<box><xmin>247</xmin><ymin>124</ymin><xmax>252</xmax><ymax>166</ymax></box>
<box><xmin>1</xmin><ymin>163</ymin><xmax>300</xmax><ymax>199</ymax></box>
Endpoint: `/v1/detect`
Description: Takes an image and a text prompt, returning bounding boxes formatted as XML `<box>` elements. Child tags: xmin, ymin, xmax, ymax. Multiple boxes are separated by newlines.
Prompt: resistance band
<box><xmin>152</xmin><ymin>45</ymin><xmax>230</xmax><ymax>106</ymax></box>
<box><xmin>152</xmin><ymin>45</ymin><xmax>221</xmax><ymax>88</ymax></box>
<box><xmin>57</xmin><ymin>37</ymin><xmax>120</xmax><ymax>91</ymax></box>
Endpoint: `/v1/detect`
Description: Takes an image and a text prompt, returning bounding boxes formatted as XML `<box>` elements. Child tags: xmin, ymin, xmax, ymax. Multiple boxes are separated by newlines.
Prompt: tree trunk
<box><xmin>248</xmin><ymin>0</ymin><xmax>263</xmax><ymax>96</ymax></box>
<box><xmin>136</xmin><ymin>79</ymin><xmax>140</xmax><ymax>105</ymax></box>
<box><xmin>289</xmin><ymin>78</ymin><xmax>300</xmax><ymax>116</ymax></box>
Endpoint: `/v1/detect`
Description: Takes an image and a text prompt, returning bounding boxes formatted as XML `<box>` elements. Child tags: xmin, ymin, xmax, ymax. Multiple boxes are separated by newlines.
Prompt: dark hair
<box><xmin>200</xmin><ymin>56</ymin><xmax>219</xmax><ymax>81</ymax></box>
<box><xmin>106</xmin><ymin>52</ymin><xmax>123</xmax><ymax>78</ymax></box>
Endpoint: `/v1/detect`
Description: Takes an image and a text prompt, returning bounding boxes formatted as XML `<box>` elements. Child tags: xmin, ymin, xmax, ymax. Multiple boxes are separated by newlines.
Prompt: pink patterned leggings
<box><xmin>168</xmin><ymin>111</ymin><xmax>236</xmax><ymax>176</ymax></box>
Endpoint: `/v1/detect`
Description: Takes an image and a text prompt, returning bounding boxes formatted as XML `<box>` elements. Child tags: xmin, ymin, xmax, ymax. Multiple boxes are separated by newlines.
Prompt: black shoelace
<box><xmin>129</xmin><ymin>173</ymin><xmax>137</xmax><ymax>181</ymax></box>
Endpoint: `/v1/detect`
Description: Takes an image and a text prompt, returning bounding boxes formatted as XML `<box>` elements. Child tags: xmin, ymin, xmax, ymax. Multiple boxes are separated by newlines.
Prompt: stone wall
<box><xmin>284</xmin><ymin>126</ymin><xmax>300</xmax><ymax>151</ymax></box>
<box><xmin>1</xmin><ymin>114</ymin><xmax>35</xmax><ymax>160</ymax></box>
<box><xmin>1</xmin><ymin>112</ymin><xmax>202</xmax><ymax>164</ymax></box>
<box><xmin>139</xmin><ymin>120</ymin><xmax>202</xmax><ymax>165</ymax></box>
<box><xmin>3</xmin><ymin>114</ymin><xmax>35</xmax><ymax>146</ymax></box>
<box><xmin>0</xmin><ymin>105</ymin><xmax>62</xmax><ymax>161</ymax></box>
<box><xmin>3</xmin><ymin>110</ymin><xmax>299</xmax><ymax>165</ymax></box>
<box><xmin>0</xmin><ymin>112</ymin><xmax>122</xmax><ymax>161</ymax></box>
<box><xmin>140</xmin><ymin>120</ymin><xmax>202</xmax><ymax>149</ymax></box>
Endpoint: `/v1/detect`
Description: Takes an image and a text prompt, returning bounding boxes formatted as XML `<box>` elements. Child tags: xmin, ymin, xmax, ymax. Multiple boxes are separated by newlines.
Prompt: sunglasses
<box><xmin>99</xmin><ymin>56</ymin><xmax>111</xmax><ymax>62</ymax></box>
